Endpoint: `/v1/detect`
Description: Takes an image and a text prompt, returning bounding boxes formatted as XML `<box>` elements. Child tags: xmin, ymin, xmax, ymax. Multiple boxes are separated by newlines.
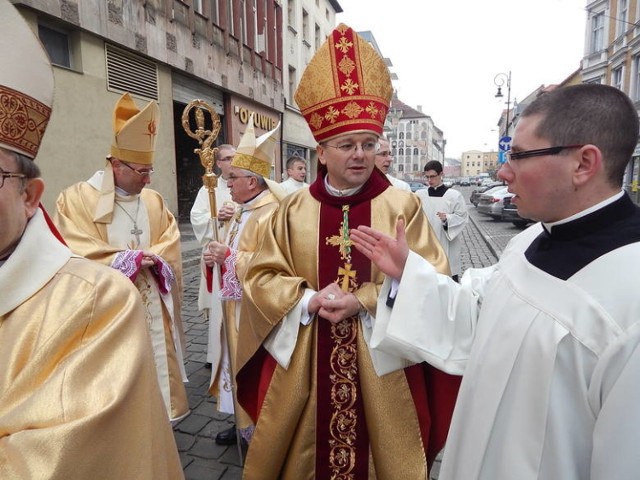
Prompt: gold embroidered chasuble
<box><xmin>0</xmin><ymin>211</ymin><xmax>183</xmax><ymax>479</ymax></box>
<box><xmin>209</xmin><ymin>190</ymin><xmax>280</xmax><ymax>433</ymax></box>
<box><xmin>53</xmin><ymin>176</ymin><xmax>188</xmax><ymax>421</ymax></box>
<box><xmin>237</xmin><ymin>173</ymin><xmax>451</xmax><ymax>480</ymax></box>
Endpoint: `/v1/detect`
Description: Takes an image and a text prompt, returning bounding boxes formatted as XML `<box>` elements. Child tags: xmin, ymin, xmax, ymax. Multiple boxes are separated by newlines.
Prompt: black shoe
<box><xmin>204</xmin><ymin>362</ymin><xmax>212</xmax><ymax>369</ymax></box>
<box><xmin>215</xmin><ymin>425</ymin><xmax>237</xmax><ymax>445</ymax></box>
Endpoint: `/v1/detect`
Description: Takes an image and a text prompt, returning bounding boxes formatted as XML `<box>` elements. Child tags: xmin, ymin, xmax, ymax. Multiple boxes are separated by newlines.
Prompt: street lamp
<box><xmin>494</xmin><ymin>71</ymin><xmax>512</xmax><ymax>137</ymax></box>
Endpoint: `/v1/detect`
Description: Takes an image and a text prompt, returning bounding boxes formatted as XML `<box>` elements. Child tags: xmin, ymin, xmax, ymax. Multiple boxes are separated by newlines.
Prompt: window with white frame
<box><xmin>287</xmin><ymin>0</ymin><xmax>294</xmax><ymax>26</ymax></box>
<box><xmin>302</xmin><ymin>9</ymin><xmax>309</xmax><ymax>44</ymax></box>
<box><xmin>633</xmin><ymin>55</ymin><xmax>640</xmax><ymax>101</ymax></box>
<box><xmin>617</xmin><ymin>0</ymin><xmax>628</xmax><ymax>38</ymax></box>
<box><xmin>613</xmin><ymin>65</ymin><xmax>624</xmax><ymax>90</ymax></box>
<box><xmin>210</xmin><ymin>0</ymin><xmax>219</xmax><ymax>23</ymax></box>
<box><xmin>591</xmin><ymin>12</ymin><xmax>604</xmax><ymax>53</ymax></box>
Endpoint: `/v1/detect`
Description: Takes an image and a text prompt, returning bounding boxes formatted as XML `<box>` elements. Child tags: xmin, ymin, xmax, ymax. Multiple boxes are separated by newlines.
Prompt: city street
<box><xmin>173</xmin><ymin>184</ymin><xmax>522</xmax><ymax>480</ymax></box>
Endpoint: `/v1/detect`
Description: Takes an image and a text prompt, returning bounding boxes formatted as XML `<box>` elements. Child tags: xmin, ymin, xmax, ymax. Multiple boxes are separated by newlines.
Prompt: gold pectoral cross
<box><xmin>337</xmin><ymin>262</ymin><xmax>357</xmax><ymax>292</ymax></box>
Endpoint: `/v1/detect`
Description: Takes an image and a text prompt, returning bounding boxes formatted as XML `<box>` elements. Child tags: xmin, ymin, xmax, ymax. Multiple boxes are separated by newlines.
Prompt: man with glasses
<box><xmin>202</xmin><ymin>117</ymin><xmax>284</xmax><ymax>446</ymax></box>
<box><xmin>54</xmin><ymin>93</ymin><xmax>189</xmax><ymax>423</ymax></box>
<box><xmin>417</xmin><ymin>160</ymin><xmax>468</xmax><ymax>282</ymax></box>
<box><xmin>375</xmin><ymin>136</ymin><xmax>411</xmax><ymax>191</ymax></box>
<box><xmin>351</xmin><ymin>84</ymin><xmax>640</xmax><ymax>478</ymax></box>
<box><xmin>190</xmin><ymin>144</ymin><xmax>236</xmax><ymax>372</ymax></box>
<box><xmin>0</xmin><ymin>2</ymin><xmax>183</xmax><ymax>477</ymax></box>
<box><xmin>234</xmin><ymin>25</ymin><xmax>458</xmax><ymax>479</ymax></box>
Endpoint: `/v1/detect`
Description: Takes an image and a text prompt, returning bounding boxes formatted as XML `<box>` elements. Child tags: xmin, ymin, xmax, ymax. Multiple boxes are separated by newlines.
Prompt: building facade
<box><xmin>14</xmin><ymin>0</ymin><xmax>284</xmax><ymax>218</ymax></box>
<box><xmin>583</xmin><ymin>0</ymin><xmax>640</xmax><ymax>202</ymax></box>
<box><xmin>460</xmin><ymin>150</ymin><xmax>499</xmax><ymax>179</ymax></box>
<box><xmin>282</xmin><ymin>0</ymin><xmax>342</xmax><ymax>182</ymax></box>
<box><xmin>385</xmin><ymin>95</ymin><xmax>446</xmax><ymax>181</ymax></box>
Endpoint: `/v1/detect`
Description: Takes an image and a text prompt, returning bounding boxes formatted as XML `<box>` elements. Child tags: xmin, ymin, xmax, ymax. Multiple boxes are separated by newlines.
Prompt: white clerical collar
<box><xmin>242</xmin><ymin>189</ymin><xmax>269</xmax><ymax>208</ymax></box>
<box><xmin>324</xmin><ymin>175</ymin><xmax>364</xmax><ymax>197</ymax></box>
<box><xmin>289</xmin><ymin>178</ymin><xmax>305</xmax><ymax>187</ymax></box>
<box><xmin>543</xmin><ymin>190</ymin><xmax>625</xmax><ymax>231</ymax></box>
<box><xmin>115</xmin><ymin>185</ymin><xmax>137</xmax><ymax>197</ymax></box>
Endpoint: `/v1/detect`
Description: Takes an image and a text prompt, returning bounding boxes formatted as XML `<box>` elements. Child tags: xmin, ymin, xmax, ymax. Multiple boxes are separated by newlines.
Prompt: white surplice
<box><xmin>416</xmin><ymin>188</ymin><xmax>468</xmax><ymax>277</ymax></box>
<box><xmin>190</xmin><ymin>183</ymin><xmax>233</xmax><ymax>367</ymax></box>
<box><xmin>371</xmin><ymin>222</ymin><xmax>640</xmax><ymax>480</ymax></box>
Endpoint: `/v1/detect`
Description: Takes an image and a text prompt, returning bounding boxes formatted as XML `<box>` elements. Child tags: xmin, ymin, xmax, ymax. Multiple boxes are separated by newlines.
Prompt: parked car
<box><xmin>477</xmin><ymin>186</ymin><xmax>512</xmax><ymax>219</ymax></box>
<box><xmin>470</xmin><ymin>182</ymin><xmax>504</xmax><ymax>206</ymax></box>
<box><xmin>459</xmin><ymin>177</ymin><xmax>471</xmax><ymax>186</ymax></box>
<box><xmin>408</xmin><ymin>181</ymin><xmax>427</xmax><ymax>192</ymax></box>
<box><xmin>502</xmin><ymin>196</ymin><xmax>534</xmax><ymax>228</ymax></box>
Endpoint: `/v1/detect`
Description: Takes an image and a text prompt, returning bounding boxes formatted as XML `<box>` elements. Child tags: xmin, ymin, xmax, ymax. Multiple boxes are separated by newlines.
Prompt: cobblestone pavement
<box><xmin>173</xmin><ymin>188</ymin><xmax>517</xmax><ymax>479</ymax></box>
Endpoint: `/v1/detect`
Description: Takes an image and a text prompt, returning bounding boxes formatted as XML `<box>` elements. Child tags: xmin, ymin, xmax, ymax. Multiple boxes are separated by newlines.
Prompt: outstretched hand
<box><xmin>350</xmin><ymin>219</ymin><xmax>409</xmax><ymax>280</ymax></box>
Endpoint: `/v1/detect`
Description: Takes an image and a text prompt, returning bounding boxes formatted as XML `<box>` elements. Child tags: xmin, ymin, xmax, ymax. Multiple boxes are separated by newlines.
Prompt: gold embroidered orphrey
<box><xmin>324</xmin><ymin>204</ymin><xmax>360</xmax><ymax>477</ymax></box>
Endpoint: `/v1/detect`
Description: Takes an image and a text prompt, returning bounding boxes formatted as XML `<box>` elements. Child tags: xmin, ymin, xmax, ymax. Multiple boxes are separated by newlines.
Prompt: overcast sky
<box><xmin>336</xmin><ymin>0</ymin><xmax>587</xmax><ymax>159</ymax></box>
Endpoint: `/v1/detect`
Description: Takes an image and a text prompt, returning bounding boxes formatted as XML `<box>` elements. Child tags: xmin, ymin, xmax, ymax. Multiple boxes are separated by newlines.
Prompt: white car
<box><xmin>477</xmin><ymin>186</ymin><xmax>513</xmax><ymax>219</ymax></box>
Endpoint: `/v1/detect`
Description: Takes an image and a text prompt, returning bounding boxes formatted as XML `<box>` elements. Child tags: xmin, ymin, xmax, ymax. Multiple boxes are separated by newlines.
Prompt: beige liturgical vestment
<box><xmin>0</xmin><ymin>210</ymin><xmax>184</xmax><ymax>479</ymax></box>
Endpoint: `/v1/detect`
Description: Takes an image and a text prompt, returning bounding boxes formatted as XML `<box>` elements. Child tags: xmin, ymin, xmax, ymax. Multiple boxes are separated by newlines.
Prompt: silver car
<box><xmin>477</xmin><ymin>186</ymin><xmax>513</xmax><ymax>219</ymax></box>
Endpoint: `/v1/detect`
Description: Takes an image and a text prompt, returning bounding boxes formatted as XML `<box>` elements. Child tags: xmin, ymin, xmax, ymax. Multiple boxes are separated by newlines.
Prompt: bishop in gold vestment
<box><xmin>53</xmin><ymin>93</ymin><xmax>189</xmax><ymax>422</ymax></box>
<box><xmin>0</xmin><ymin>211</ymin><xmax>184</xmax><ymax>480</ymax></box>
<box><xmin>235</xmin><ymin>24</ymin><xmax>461</xmax><ymax>479</ymax></box>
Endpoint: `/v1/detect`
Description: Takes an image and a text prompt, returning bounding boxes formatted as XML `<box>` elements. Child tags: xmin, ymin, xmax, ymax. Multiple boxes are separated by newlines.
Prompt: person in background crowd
<box><xmin>235</xmin><ymin>24</ymin><xmax>460</xmax><ymax>480</ymax></box>
<box><xmin>190</xmin><ymin>144</ymin><xmax>236</xmax><ymax>371</ymax></box>
<box><xmin>416</xmin><ymin>160</ymin><xmax>468</xmax><ymax>281</ymax></box>
<box><xmin>351</xmin><ymin>83</ymin><xmax>640</xmax><ymax>479</ymax></box>
<box><xmin>0</xmin><ymin>1</ymin><xmax>183</xmax><ymax>477</ymax></box>
<box><xmin>279</xmin><ymin>154</ymin><xmax>309</xmax><ymax>195</ymax></box>
<box><xmin>375</xmin><ymin>136</ymin><xmax>411</xmax><ymax>191</ymax></box>
<box><xmin>54</xmin><ymin>93</ymin><xmax>189</xmax><ymax>423</ymax></box>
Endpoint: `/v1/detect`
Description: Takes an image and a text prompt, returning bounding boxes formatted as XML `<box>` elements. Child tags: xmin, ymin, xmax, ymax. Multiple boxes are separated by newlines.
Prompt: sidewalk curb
<box><xmin>468</xmin><ymin>213</ymin><xmax>501</xmax><ymax>260</ymax></box>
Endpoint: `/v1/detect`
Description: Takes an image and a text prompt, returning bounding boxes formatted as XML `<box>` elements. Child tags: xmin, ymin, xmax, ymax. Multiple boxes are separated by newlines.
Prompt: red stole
<box><xmin>310</xmin><ymin>171</ymin><xmax>388</xmax><ymax>479</ymax></box>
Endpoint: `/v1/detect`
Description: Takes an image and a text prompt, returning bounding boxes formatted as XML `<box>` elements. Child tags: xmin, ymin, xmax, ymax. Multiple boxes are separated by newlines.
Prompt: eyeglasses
<box><xmin>227</xmin><ymin>174</ymin><xmax>252</xmax><ymax>182</ymax></box>
<box><xmin>324</xmin><ymin>141</ymin><xmax>379</xmax><ymax>154</ymax></box>
<box><xmin>424</xmin><ymin>174</ymin><xmax>441</xmax><ymax>180</ymax></box>
<box><xmin>376</xmin><ymin>151</ymin><xmax>392</xmax><ymax>157</ymax></box>
<box><xmin>120</xmin><ymin>161</ymin><xmax>154</xmax><ymax>177</ymax></box>
<box><xmin>0</xmin><ymin>168</ymin><xmax>26</xmax><ymax>188</ymax></box>
<box><xmin>506</xmin><ymin>145</ymin><xmax>584</xmax><ymax>163</ymax></box>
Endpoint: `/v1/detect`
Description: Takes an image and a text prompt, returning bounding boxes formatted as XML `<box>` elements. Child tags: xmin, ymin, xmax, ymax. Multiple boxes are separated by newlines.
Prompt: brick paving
<box><xmin>173</xmin><ymin>191</ymin><xmax>511</xmax><ymax>479</ymax></box>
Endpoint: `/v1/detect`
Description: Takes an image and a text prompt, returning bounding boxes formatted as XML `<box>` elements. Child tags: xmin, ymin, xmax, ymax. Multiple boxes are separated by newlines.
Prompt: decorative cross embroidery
<box><xmin>338</xmin><ymin>263</ymin><xmax>357</xmax><ymax>292</ymax></box>
<box><xmin>325</xmin><ymin>205</ymin><xmax>358</xmax><ymax>292</ymax></box>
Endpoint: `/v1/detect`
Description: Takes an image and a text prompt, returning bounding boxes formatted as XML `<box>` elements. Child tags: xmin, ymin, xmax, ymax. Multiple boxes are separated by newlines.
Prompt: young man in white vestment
<box><xmin>351</xmin><ymin>84</ymin><xmax>640</xmax><ymax>480</ymax></box>
<box><xmin>415</xmin><ymin>160</ymin><xmax>468</xmax><ymax>281</ymax></box>
<box><xmin>0</xmin><ymin>1</ymin><xmax>183</xmax><ymax>478</ymax></box>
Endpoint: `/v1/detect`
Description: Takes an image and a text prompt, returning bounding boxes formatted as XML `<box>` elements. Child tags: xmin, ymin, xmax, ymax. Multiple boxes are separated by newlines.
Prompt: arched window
<box><xmin>399</xmin><ymin>132</ymin><xmax>405</xmax><ymax>139</ymax></box>
<box><xmin>406</xmin><ymin>132</ymin><xmax>412</xmax><ymax>140</ymax></box>
<box><xmin>413</xmin><ymin>148</ymin><xmax>419</xmax><ymax>155</ymax></box>
<box><xmin>399</xmin><ymin>148</ymin><xmax>404</xmax><ymax>155</ymax></box>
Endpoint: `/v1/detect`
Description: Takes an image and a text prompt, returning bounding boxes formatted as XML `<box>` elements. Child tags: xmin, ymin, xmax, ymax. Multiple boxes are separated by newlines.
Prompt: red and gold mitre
<box><xmin>0</xmin><ymin>0</ymin><xmax>54</xmax><ymax>160</ymax></box>
<box><xmin>294</xmin><ymin>23</ymin><xmax>392</xmax><ymax>143</ymax></box>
